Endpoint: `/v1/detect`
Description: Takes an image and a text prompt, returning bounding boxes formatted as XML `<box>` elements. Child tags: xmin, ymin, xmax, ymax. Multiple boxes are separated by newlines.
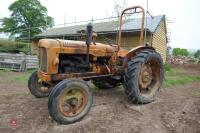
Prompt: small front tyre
<box><xmin>28</xmin><ymin>71</ymin><xmax>50</xmax><ymax>98</ymax></box>
<box><xmin>48</xmin><ymin>79</ymin><xmax>93</xmax><ymax>124</ymax></box>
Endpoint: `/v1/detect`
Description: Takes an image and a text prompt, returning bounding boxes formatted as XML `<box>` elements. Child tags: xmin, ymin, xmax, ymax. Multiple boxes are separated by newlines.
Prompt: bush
<box><xmin>164</xmin><ymin>63</ymin><xmax>171</xmax><ymax>72</ymax></box>
<box><xmin>194</xmin><ymin>50</ymin><xmax>200</xmax><ymax>59</ymax></box>
<box><xmin>173</xmin><ymin>48</ymin><xmax>189</xmax><ymax>56</ymax></box>
<box><xmin>0</xmin><ymin>39</ymin><xmax>30</xmax><ymax>54</ymax></box>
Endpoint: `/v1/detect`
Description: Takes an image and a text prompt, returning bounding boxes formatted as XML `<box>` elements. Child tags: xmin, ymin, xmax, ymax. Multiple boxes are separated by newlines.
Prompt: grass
<box><xmin>0</xmin><ymin>68</ymin><xmax>12</xmax><ymax>72</ymax></box>
<box><xmin>163</xmin><ymin>67</ymin><xmax>200</xmax><ymax>87</ymax></box>
<box><xmin>165</xmin><ymin>67</ymin><xmax>184</xmax><ymax>77</ymax></box>
<box><xmin>164</xmin><ymin>76</ymin><xmax>200</xmax><ymax>87</ymax></box>
<box><xmin>8</xmin><ymin>73</ymin><xmax>31</xmax><ymax>85</ymax></box>
<box><xmin>0</xmin><ymin>69</ymin><xmax>34</xmax><ymax>85</ymax></box>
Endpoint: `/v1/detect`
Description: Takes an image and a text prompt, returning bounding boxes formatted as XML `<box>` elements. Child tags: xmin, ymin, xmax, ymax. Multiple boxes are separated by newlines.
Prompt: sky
<box><xmin>0</xmin><ymin>0</ymin><xmax>200</xmax><ymax>49</ymax></box>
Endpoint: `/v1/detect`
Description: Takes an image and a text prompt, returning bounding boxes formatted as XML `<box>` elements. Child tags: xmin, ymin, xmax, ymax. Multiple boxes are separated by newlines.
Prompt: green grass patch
<box><xmin>0</xmin><ymin>68</ymin><xmax>36</xmax><ymax>73</ymax></box>
<box><xmin>165</xmin><ymin>67</ymin><xmax>184</xmax><ymax>77</ymax></box>
<box><xmin>0</xmin><ymin>69</ymin><xmax>32</xmax><ymax>85</ymax></box>
<box><xmin>164</xmin><ymin>63</ymin><xmax>171</xmax><ymax>72</ymax></box>
<box><xmin>163</xmin><ymin>67</ymin><xmax>200</xmax><ymax>87</ymax></box>
<box><xmin>26</xmin><ymin>68</ymin><xmax>36</xmax><ymax>73</ymax></box>
<box><xmin>8</xmin><ymin>73</ymin><xmax>31</xmax><ymax>85</ymax></box>
<box><xmin>0</xmin><ymin>68</ymin><xmax>12</xmax><ymax>72</ymax></box>
<box><xmin>164</xmin><ymin>76</ymin><xmax>200</xmax><ymax>87</ymax></box>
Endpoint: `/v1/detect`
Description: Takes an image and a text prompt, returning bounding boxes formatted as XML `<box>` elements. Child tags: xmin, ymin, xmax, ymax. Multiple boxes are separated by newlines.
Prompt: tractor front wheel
<box><xmin>28</xmin><ymin>71</ymin><xmax>51</xmax><ymax>98</ymax></box>
<box><xmin>124</xmin><ymin>49</ymin><xmax>164</xmax><ymax>104</ymax></box>
<box><xmin>48</xmin><ymin>79</ymin><xmax>93</xmax><ymax>124</ymax></box>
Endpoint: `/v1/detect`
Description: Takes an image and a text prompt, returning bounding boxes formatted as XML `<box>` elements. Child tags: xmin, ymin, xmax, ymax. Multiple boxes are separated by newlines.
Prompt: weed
<box><xmin>164</xmin><ymin>63</ymin><xmax>171</xmax><ymax>72</ymax></box>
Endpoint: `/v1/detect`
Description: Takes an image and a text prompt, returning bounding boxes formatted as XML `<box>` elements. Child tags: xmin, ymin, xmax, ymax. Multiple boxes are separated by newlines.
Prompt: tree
<box><xmin>194</xmin><ymin>50</ymin><xmax>200</xmax><ymax>58</ymax></box>
<box><xmin>113</xmin><ymin>0</ymin><xmax>128</xmax><ymax>17</ymax></box>
<box><xmin>172</xmin><ymin>48</ymin><xmax>189</xmax><ymax>56</ymax></box>
<box><xmin>0</xmin><ymin>0</ymin><xmax>54</xmax><ymax>40</ymax></box>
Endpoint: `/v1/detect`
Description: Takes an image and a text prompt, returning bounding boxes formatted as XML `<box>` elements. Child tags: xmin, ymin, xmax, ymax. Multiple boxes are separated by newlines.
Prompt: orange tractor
<box><xmin>28</xmin><ymin>6</ymin><xmax>164</xmax><ymax>124</ymax></box>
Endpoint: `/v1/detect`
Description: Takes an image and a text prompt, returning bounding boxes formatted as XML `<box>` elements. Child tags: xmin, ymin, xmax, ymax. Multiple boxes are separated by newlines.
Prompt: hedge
<box><xmin>0</xmin><ymin>39</ymin><xmax>30</xmax><ymax>54</ymax></box>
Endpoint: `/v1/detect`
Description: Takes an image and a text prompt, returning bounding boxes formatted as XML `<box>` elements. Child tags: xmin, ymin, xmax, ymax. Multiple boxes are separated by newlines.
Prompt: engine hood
<box><xmin>38</xmin><ymin>39</ymin><xmax>117</xmax><ymax>57</ymax></box>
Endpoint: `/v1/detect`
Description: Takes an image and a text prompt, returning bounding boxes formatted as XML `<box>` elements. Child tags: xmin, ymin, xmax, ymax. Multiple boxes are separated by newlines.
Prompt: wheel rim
<box><xmin>37</xmin><ymin>79</ymin><xmax>49</xmax><ymax>93</ymax></box>
<box><xmin>139</xmin><ymin>60</ymin><xmax>161</xmax><ymax>97</ymax></box>
<box><xmin>58</xmin><ymin>87</ymin><xmax>88</xmax><ymax>117</ymax></box>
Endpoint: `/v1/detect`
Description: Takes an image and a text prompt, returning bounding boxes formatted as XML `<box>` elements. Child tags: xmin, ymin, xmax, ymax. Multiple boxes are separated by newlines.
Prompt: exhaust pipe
<box><xmin>86</xmin><ymin>23</ymin><xmax>93</xmax><ymax>67</ymax></box>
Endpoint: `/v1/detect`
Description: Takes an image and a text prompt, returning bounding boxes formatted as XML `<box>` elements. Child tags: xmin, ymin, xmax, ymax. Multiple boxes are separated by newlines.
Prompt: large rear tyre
<box><xmin>123</xmin><ymin>49</ymin><xmax>164</xmax><ymax>104</ymax></box>
<box><xmin>48</xmin><ymin>79</ymin><xmax>93</xmax><ymax>124</ymax></box>
<box><xmin>28</xmin><ymin>71</ymin><xmax>50</xmax><ymax>98</ymax></box>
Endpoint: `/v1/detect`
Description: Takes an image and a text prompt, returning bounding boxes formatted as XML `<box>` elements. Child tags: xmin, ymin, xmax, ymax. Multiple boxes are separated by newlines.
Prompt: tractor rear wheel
<box><xmin>28</xmin><ymin>71</ymin><xmax>50</xmax><ymax>98</ymax></box>
<box><xmin>48</xmin><ymin>79</ymin><xmax>93</xmax><ymax>124</ymax></box>
<box><xmin>124</xmin><ymin>49</ymin><xmax>164</xmax><ymax>104</ymax></box>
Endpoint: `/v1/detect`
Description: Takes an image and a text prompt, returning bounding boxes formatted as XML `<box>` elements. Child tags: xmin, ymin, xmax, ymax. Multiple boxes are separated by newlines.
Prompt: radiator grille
<box><xmin>40</xmin><ymin>47</ymin><xmax>47</xmax><ymax>72</ymax></box>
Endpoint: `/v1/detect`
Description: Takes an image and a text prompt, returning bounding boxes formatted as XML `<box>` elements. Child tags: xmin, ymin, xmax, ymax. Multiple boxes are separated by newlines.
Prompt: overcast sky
<box><xmin>0</xmin><ymin>0</ymin><xmax>200</xmax><ymax>49</ymax></box>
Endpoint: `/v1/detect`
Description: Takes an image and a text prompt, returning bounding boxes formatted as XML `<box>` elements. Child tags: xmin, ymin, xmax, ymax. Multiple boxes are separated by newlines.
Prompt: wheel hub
<box><xmin>59</xmin><ymin>88</ymin><xmax>87</xmax><ymax>117</ymax></box>
<box><xmin>37</xmin><ymin>79</ymin><xmax>49</xmax><ymax>93</ymax></box>
<box><xmin>40</xmin><ymin>86</ymin><xmax>49</xmax><ymax>93</ymax></box>
<box><xmin>139</xmin><ymin>64</ymin><xmax>153</xmax><ymax>89</ymax></box>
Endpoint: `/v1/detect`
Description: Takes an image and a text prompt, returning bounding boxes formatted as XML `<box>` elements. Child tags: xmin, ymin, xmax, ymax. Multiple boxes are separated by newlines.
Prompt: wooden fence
<box><xmin>0</xmin><ymin>53</ymin><xmax>38</xmax><ymax>71</ymax></box>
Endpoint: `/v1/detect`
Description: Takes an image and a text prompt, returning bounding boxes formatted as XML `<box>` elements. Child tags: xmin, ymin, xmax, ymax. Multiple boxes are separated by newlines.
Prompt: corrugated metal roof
<box><xmin>36</xmin><ymin>15</ymin><xmax>165</xmax><ymax>37</ymax></box>
<box><xmin>120</xmin><ymin>15</ymin><xmax>164</xmax><ymax>32</ymax></box>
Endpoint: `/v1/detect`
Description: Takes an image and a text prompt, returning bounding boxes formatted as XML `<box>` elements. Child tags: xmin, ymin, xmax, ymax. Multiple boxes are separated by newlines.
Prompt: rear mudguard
<box><xmin>123</xmin><ymin>45</ymin><xmax>155</xmax><ymax>67</ymax></box>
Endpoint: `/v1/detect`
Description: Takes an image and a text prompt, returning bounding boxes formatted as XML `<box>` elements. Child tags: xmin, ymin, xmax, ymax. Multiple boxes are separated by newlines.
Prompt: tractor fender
<box><xmin>123</xmin><ymin>45</ymin><xmax>155</xmax><ymax>67</ymax></box>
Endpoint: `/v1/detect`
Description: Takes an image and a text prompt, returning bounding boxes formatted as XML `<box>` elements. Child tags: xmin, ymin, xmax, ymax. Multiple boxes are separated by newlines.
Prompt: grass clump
<box><xmin>165</xmin><ymin>67</ymin><xmax>184</xmax><ymax>77</ymax></box>
<box><xmin>9</xmin><ymin>73</ymin><xmax>31</xmax><ymax>85</ymax></box>
<box><xmin>0</xmin><ymin>69</ymin><xmax>34</xmax><ymax>85</ymax></box>
<box><xmin>164</xmin><ymin>63</ymin><xmax>171</xmax><ymax>72</ymax></box>
<box><xmin>163</xmin><ymin>66</ymin><xmax>200</xmax><ymax>87</ymax></box>
<box><xmin>164</xmin><ymin>76</ymin><xmax>200</xmax><ymax>87</ymax></box>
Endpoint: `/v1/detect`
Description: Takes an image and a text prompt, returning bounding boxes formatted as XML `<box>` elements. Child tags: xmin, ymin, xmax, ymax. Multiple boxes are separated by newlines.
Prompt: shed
<box><xmin>34</xmin><ymin>15</ymin><xmax>167</xmax><ymax>62</ymax></box>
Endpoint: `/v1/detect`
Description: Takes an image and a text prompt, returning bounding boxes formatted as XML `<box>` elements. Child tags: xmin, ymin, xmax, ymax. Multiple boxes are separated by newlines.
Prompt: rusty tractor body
<box><xmin>28</xmin><ymin>6</ymin><xmax>164</xmax><ymax>124</ymax></box>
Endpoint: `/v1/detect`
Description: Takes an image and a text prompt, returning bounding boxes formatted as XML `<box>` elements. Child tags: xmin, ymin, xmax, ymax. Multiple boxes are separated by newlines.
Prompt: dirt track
<box><xmin>0</xmin><ymin>66</ymin><xmax>200</xmax><ymax>133</ymax></box>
